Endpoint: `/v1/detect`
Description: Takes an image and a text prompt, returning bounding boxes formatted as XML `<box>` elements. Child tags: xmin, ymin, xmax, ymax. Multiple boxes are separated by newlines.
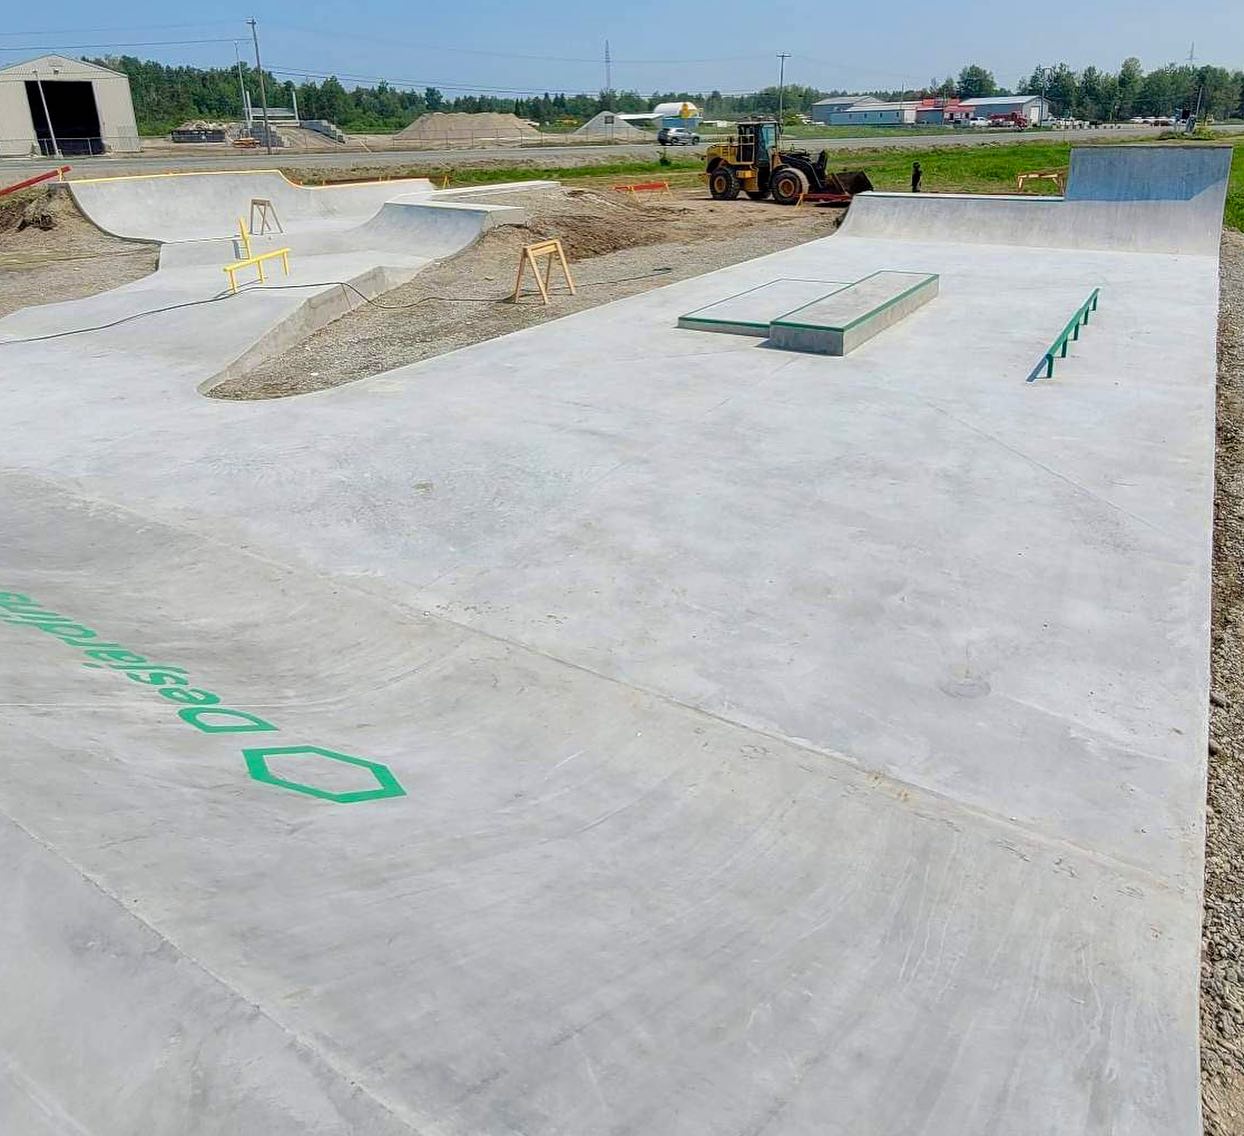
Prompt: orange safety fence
<box><xmin>1</xmin><ymin>165</ymin><xmax>70</xmax><ymax>197</ymax></box>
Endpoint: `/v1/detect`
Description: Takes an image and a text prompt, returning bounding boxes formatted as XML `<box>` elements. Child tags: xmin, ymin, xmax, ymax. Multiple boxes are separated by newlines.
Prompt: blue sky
<box><xmin>2</xmin><ymin>0</ymin><xmax>1241</xmax><ymax>96</ymax></box>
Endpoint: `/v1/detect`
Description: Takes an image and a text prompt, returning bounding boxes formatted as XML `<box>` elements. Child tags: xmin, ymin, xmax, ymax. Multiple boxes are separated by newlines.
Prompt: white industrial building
<box><xmin>0</xmin><ymin>54</ymin><xmax>141</xmax><ymax>158</ymax></box>
<box><xmin>958</xmin><ymin>95</ymin><xmax>1048</xmax><ymax>124</ymax></box>
<box><xmin>826</xmin><ymin>100</ymin><xmax>920</xmax><ymax>126</ymax></box>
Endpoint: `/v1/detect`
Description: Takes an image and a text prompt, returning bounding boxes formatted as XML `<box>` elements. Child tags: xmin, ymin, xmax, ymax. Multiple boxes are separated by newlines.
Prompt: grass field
<box><xmin>1227</xmin><ymin>141</ymin><xmax>1244</xmax><ymax>231</ymax></box>
<box><xmin>294</xmin><ymin>136</ymin><xmax>1244</xmax><ymax>231</ymax></box>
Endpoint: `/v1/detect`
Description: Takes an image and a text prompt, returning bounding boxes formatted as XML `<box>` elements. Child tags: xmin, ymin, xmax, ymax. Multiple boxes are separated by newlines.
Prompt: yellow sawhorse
<box><xmin>249</xmin><ymin>197</ymin><xmax>283</xmax><ymax>235</ymax></box>
<box><xmin>1016</xmin><ymin>169</ymin><xmax>1067</xmax><ymax>194</ymax></box>
<box><xmin>512</xmin><ymin>238</ymin><xmax>576</xmax><ymax>305</ymax></box>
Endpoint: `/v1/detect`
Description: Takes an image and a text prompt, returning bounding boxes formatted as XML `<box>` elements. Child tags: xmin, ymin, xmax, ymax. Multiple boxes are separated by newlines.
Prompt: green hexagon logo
<box><xmin>243</xmin><ymin>745</ymin><xmax>406</xmax><ymax>803</ymax></box>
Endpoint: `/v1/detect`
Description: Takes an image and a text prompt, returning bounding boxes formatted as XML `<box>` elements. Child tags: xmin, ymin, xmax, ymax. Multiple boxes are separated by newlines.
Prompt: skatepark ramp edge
<box><xmin>840</xmin><ymin>144</ymin><xmax>1232</xmax><ymax>255</ymax></box>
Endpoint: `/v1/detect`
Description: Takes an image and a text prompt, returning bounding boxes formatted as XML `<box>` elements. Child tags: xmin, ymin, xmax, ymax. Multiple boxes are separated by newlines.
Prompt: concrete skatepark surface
<box><xmin>0</xmin><ymin>146</ymin><xmax>1232</xmax><ymax>1133</ymax></box>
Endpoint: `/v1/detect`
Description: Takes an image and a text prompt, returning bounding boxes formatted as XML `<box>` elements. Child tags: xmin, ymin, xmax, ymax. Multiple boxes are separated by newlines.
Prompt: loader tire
<box><xmin>771</xmin><ymin>166</ymin><xmax>810</xmax><ymax>206</ymax></box>
<box><xmin>709</xmin><ymin>166</ymin><xmax>741</xmax><ymax>201</ymax></box>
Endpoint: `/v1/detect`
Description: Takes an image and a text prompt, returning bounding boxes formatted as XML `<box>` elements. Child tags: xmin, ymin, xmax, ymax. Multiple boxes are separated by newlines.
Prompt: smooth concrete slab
<box><xmin>769</xmin><ymin>270</ymin><xmax>939</xmax><ymax>354</ymax></box>
<box><xmin>677</xmin><ymin>277</ymin><xmax>848</xmax><ymax>336</ymax></box>
<box><xmin>0</xmin><ymin>147</ymin><xmax>1224</xmax><ymax>1134</ymax></box>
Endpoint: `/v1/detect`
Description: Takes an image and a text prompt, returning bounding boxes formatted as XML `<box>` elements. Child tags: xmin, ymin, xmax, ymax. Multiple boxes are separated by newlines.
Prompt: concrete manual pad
<box><xmin>677</xmin><ymin>277</ymin><xmax>848</xmax><ymax>335</ymax></box>
<box><xmin>0</xmin><ymin>146</ymin><xmax>1230</xmax><ymax>1134</ymax></box>
<box><xmin>769</xmin><ymin>269</ymin><xmax>939</xmax><ymax>355</ymax></box>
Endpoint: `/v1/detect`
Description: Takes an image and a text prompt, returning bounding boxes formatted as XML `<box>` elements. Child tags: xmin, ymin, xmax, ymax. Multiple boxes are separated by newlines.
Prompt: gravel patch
<box><xmin>1206</xmin><ymin>228</ymin><xmax>1244</xmax><ymax>1135</ymax></box>
<box><xmin>0</xmin><ymin>187</ymin><xmax>157</xmax><ymax>320</ymax></box>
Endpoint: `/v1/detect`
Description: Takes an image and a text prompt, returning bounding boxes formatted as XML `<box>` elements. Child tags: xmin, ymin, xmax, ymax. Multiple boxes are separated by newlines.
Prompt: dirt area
<box><xmin>1206</xmin><ymin>228</ymin><xmax>1244</xmax><ymax>1136</ymax></box>
<box><xmin>209</xmin><ymin>186</ymin><xmax>844</xmax><ymax>399</ymax></box>
<box><xmin>0</xmin><ymin>187</ymin><xmax>157</xmax><ymax>320</ymax></box>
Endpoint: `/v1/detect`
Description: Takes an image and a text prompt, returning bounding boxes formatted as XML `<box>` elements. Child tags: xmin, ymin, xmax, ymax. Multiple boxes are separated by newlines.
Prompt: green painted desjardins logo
<box><xmin>0</xmin><ymin>590</ymin><xmax>406</xmax><ymax>805</ymax></box>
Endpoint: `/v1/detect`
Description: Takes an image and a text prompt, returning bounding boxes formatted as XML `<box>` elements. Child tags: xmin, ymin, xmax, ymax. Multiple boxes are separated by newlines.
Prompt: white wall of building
<box><xmin>0</xmin><ymin>80</ymin><xmax>33</xmax><ymax>157</ymax></box>
<box><xmin>827</xmin><ymin>105</ymin><xmax>917</xmax><ymax>126</ymax></box>
<box><xmin>0</xmin><ymin>55</ymin><xmax>140</xmax><ymax>156</ymax></box>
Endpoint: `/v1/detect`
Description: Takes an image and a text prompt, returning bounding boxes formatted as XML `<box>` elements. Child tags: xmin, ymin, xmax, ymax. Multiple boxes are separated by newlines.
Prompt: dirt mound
<box><xmin>210</xmin><ymin>184</ymin><xmax>846</xmax><ymax>400</ymax></box>
<box><xmin>395</xmin><ymin>112</ymin><xmax>541</xmax><ymax>148</ymax></box>
<box><xmin>0</xmin><ymin>187</ymin><xmax>79</xmax><ymax>234</ymax></box>
<box><xmin>515</xmin><ymin>188</ymin><xmax>681</xmax><ymax>258</ymax></box>
<box><xmin>0</xmin><ymin>186</ymin><xmax>158</xmax><ymax>319</ymax></box>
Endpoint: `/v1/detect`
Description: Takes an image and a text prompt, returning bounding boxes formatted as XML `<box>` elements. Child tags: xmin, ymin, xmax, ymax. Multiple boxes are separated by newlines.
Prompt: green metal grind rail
<box><xmin>1027</xmin><ymin>289</ymin><xmax>1101</xmax><ymax>382</ymax></box>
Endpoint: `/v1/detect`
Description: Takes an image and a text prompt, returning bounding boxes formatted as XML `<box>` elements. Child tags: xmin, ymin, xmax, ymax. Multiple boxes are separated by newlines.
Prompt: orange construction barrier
<box><xmin>611</xmin><ymin>180</ymin><xmax>673</xmax><ymax>200</ymax></box>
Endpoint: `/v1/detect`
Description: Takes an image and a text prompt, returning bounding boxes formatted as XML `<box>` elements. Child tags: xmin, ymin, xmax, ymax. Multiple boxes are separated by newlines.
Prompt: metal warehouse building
<box><xmin>0</xmin><ymin>54</ymin><xmax>141</xmax><ymax>158</ymax></box>
<box><xmin>958</xmin><ymin>95</ymin><xmax>1049</xmax><ymax>124</ymax></box>
<box><xmin>809</xmin><ymin>95</ymin><xmax>878</xmax><ymax>125</ymax></box>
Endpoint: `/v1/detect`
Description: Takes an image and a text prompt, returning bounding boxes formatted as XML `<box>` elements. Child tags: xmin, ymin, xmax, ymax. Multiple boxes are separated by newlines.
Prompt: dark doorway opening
<box><xmin>25</xmin><ymin>80</ymin><xmax>103</xmax><ymax>156</ymax></box>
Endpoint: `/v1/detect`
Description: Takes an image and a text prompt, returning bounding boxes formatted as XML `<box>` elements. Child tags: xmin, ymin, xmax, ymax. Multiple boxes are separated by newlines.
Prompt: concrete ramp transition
<box><xmin>0</xmin><ymin>147</ymin><xmax>1228</xmax><ymax>1134</ymax></box>
<box><xmin>841</xmin><ymin>144</ymin><xmax>1232</xmax><ymax>254</ymax></box>
<box><xmin>67</xmin><ymin>169</ymin><xmax>438</xmax><ymax>242</ymax></box>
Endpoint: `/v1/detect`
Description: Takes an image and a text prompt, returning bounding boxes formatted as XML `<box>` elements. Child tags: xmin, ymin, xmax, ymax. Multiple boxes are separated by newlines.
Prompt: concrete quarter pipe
<box><xmin>0</xmin><ymin>146</ymin><xmax>1232</xmax><ymax>1133</ymax></box>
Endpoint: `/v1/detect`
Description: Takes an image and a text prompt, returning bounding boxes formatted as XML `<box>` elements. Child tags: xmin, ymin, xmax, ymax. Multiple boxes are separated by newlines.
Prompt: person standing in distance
<box><xmin>911</xmin><ymin>161</ymin><xmax>923</xmax><ymax>192</ymax></box>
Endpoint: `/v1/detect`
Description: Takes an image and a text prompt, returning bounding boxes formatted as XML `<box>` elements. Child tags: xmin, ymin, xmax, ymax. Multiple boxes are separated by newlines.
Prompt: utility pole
<box><xmin>777</xmin><ymin>52</ymin><xmax>790</xmax><ymax>125</ymax></box>
<box><xmin>31</xmin><ymin>68</ymin><xmax>60</xmax><ymax>158</ymax></box>
<box><xmin>1187</xmin><ymin>42</ymin><xmax>1202</xmax><ymax>129</ymax></box>
<box><xmin>234</xmin><ymin>41</ymin><xmax>249</xmax><ymax>126</ymax></box>
<box><xmin>604</xmin><ymin>40</ymin><xmax>612</xmax><ymax>95</ymax></box>
<box><xmin>248</xmin><ymin>17</ymin><xmax>272</xmax><ymax>156</ymax></box>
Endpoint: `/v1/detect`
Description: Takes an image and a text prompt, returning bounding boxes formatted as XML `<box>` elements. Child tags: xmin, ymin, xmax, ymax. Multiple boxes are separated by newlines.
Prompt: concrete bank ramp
<box><xmin>840</xmin><ymin>144</ymin><xmax>1232</xmax><ymax>254</ymax></box>
<box><xmin>67</xmin><ymin>169</ymin><xmax>437</xmax><ymax>242</ymax></box>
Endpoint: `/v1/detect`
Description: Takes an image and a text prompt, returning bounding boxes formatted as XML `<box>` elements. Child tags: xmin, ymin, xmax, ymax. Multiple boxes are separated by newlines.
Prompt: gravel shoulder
<box><xmin>1206</xmin><ymin>228</ymin><xmax>1244</xmax><ymax>1135</ymax></box>
<box><xmin>0</xmin><ymin>187</ymin><xmax>157</xmax><ymax>320</ymax></box>
<box><xmin>209</xmin><ymin>186</ymin><xmax>844</xmax><ymax>399</ymax></box>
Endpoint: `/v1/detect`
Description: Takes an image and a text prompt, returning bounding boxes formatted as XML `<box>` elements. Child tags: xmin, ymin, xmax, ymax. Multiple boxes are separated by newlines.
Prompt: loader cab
<box><xmin>735</xmin><ymin>120</ymin><xmax>779</xmax><ymax>166</ymax></box>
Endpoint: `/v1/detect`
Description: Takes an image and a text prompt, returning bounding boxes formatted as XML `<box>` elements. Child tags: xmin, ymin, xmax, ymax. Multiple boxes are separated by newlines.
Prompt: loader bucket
<box><xmin>830</xmin><ymin>170</ymin><xmax>874</xmax><ymax>196</ymax></box>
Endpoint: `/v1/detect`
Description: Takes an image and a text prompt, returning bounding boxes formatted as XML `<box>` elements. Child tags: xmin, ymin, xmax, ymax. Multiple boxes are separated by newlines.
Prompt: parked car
<box><xmin>658</xmin><ymin>127</ymin><xmax>701</xmax><ymax>146</ymax></box>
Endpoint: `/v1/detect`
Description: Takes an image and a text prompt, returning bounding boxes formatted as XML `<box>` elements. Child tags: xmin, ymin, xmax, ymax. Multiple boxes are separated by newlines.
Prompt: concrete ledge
<box><xmin>677</xmin><ymin>278</ymin><xmax>849</xmax><ymax>337</ymax></box>
<box><xmin>769</xmin><ymin>270</ymin><xmax>938</xmax><ymax>355</ymax></box>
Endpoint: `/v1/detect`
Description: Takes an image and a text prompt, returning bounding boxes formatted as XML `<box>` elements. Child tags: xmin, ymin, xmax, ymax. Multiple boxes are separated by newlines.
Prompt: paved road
<box><xmin>1</xmin><ymin>124</ymin><xmax>1214</xmax><ymax>180</ymax></box>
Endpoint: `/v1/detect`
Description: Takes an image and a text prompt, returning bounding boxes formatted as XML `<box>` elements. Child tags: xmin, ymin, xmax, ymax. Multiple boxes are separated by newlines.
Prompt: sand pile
<box><xmin>395</xmin><ymin>112</ymin><xmax>541</xmax><ymax>148</ymax></box>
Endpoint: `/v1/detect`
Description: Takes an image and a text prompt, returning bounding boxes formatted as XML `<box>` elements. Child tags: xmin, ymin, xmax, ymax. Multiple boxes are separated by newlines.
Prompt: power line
<box><xmin>267</xmin><ymin>65</ymin><xmax>569</xmax><ymax>97</ymax></box>
<box><xmin>265</xmin><ymin>65</ymin><xmax>783</xmax><ymax>100</ymax></box>
<box><xmin>0</xmin><ymin>22</ymin><xmax>244</xmax><ymax>37</ymax></box>
<box><xmin>266</xmin><ymin>23</ymin><xmax>766</xmax><ymax>66</ymax></box>
<box><xmin>267</xmin><ymin>66</ymin><xmax>771</xmax><ymax>99</ymax></box>
<box><xmin>0</xmin><ymin>38</ymin><xmax>242</xmax><ymax>51</ymax></box>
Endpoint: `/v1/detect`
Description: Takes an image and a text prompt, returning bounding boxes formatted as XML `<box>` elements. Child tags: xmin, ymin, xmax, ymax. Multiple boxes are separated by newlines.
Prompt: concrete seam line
<box><xmin>0</xmin><ymin>812</ymin><xmax>432</xmax><ymax>1135</ymax></box>
<box><xmin>0</xmin><ymin>464</ymin><xmax>1185</xmax><ymax>895</ymax></box>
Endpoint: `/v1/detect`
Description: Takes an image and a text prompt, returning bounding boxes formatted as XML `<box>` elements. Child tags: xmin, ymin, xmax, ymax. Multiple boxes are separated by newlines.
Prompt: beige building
<box><xmin>0</xmin><ymin>54</ymin><xmax>141</xmax><ymax>158</ymax></box>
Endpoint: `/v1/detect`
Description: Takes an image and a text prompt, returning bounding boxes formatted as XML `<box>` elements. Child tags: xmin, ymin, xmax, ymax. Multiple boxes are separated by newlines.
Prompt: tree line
<box><xmin>92</xmin><ymin>54</ymin><xmax>1244</xmax><ymax>135</ymax></box>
